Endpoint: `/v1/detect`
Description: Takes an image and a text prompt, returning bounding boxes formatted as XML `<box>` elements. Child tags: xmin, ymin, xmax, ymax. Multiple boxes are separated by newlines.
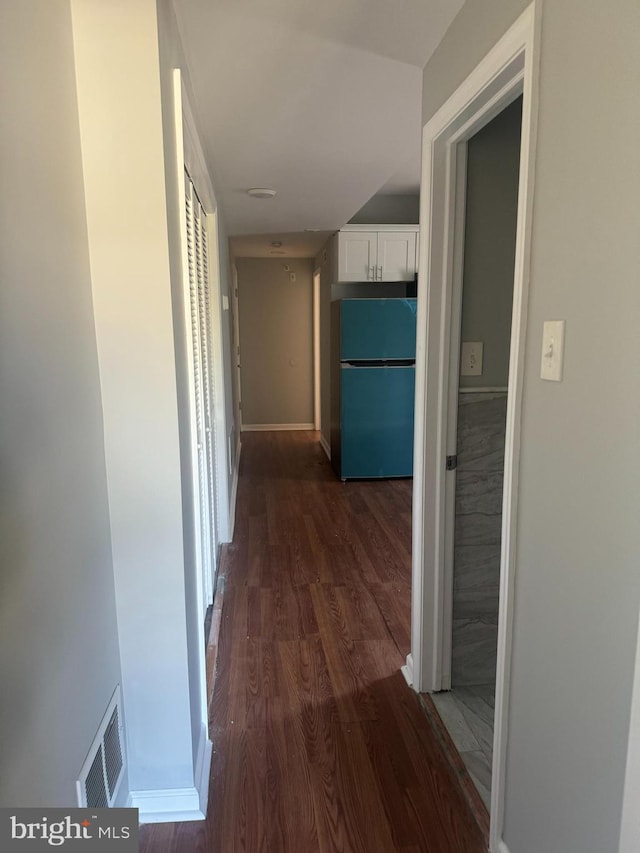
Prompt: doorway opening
<box><xmin>408</xmin><ymin>6</ymin><xmax>539</xmax><ymax>849</ymax></box>
<box><xmin>431</xmin><ymin>95</ymin><xmax>523</xmax><ymax>808</ymax></box>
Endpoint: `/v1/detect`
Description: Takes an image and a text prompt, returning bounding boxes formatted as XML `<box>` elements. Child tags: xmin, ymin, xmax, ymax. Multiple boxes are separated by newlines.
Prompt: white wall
<box><xmin>71</xmin><ymin>0</ymin><xmax>195</xmax><ymax>797</ymax></box>
<box><xmin>236</xmin><ymin>258</ymin><xmax>314</xmax><ymax>427</ymax></box>
<box><xmin>0</xmin><ymin>0</ymin><xmax>123</xmax><ymax>806</ymax></box>
<box><xmin>422</xmin><ymin>0</ymin><xmax>640</xmax><ymax>850</ymax></box>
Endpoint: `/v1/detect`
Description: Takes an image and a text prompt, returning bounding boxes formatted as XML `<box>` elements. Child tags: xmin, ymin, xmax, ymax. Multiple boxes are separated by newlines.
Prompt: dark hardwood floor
<box><xmin>139</xmin><ymin>431</ymin><xmax>486</xmax><ymax>852</ymax></box>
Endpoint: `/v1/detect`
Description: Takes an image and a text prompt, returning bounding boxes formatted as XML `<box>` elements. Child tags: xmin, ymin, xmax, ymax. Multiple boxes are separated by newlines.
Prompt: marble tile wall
<box><xmin>451</xmin><ymin>392</ymin><xmax>507</xmax><ymax>687</ymax></box>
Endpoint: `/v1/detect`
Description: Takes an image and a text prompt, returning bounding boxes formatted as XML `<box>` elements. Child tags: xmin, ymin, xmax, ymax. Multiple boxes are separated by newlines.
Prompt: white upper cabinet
<box><xmin>336</xmin><ymin>225</ymin><xmax>419</xmax><ymax>282</ymax></box>
<box><xmin>338</xmin><ymin>231</ymin><xmax>378</xmax><ymax>282</ymax></box>
<box><xmin>376</xmin><ymin>231</ymin><xmax>417</xmax><ymax>282</ymax></box>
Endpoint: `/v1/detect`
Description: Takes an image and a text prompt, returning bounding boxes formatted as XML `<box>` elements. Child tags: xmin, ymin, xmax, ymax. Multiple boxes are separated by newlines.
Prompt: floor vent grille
<box><xmin>76</xmin><ymin>686</ymin><xmax>126</xmax><ymax>808</ymax></box>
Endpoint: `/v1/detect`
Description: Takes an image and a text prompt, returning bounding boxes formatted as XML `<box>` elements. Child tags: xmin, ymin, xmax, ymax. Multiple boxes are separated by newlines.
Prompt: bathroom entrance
<box><xmin>431</xmin><ymin>96</ymin><xmax>523</xmax><ymax>807</ymax></box>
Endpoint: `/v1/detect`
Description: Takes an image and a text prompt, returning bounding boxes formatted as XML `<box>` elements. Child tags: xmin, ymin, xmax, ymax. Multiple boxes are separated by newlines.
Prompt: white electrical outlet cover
<box><xmin>540</xmin><ymin>320</ymin><xmax>565</xmax><ymax>381</ymax></box>
<box><xmin>460</xmin><ymin>341</ymin><xmax>483</xmax><ymax>376</ymax></box>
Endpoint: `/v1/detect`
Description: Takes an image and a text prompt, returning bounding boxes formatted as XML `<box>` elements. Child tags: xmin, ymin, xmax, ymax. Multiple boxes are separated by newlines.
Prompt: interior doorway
<box><xmin>431</xmin><ymin>96</ymin><xmax>523</xmax><ymax>808</ymax></box>
<box><xmin>408</xmin><ymin>7</ymin><xmax>540</xmax><ymax>849</ymax></box>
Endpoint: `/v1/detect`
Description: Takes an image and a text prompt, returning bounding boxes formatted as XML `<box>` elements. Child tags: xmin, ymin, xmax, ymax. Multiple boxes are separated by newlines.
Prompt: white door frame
<box><xmin>172</xmin><ymin>69</ymin><xmax>231</xmax><ymax>730</ymax></box>
<box><xmin>230</xmin><ymin>263</ymin><xmax>243</xmax><ymax>433</ymax></box>
<box><xmin>313</xmin><ymin>269</ymin><xmax>321</xmax><ymax>431</ymax></box>
<box><xmin>405</xmin><ymin>6</ymin><xmax>541</xmax><ymax>850</ymax></box>
<box><xmin>439</xmin><ymin>141</ymin><xmax>469</xmax><ymax>691</ymax></box>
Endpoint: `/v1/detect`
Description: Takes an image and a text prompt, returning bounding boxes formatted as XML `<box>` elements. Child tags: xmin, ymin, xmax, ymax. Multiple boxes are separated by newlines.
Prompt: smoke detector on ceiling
<box><xmin>247</xmin><ymin>188</ymin><xmax>276</xmax><ymax>199</ymax></box>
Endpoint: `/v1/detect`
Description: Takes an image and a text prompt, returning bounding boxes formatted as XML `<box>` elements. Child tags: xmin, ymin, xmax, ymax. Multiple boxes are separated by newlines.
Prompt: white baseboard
<box><xmin>228</xmin><ymin>440</ymin><xmax>241</xmax><ymax>540</ymax></box>
<box><xmin>401</xmin><ymin>653</ymin><xmax>414</xmax><ymax>689</ymax></box>
<box><xmin>241</xmin><ymin>423</ymin><xmax>314</xmax><ymax>432</ymax></box>
<box><xmin>130</xmin><ymin>786</ymin><xmax>204</xmax><ymax>824</ymax></box>
<box><xmin>320</xmin><ymin>434</ymin><xmax>331</xmax><ymax>460</ymax></box>
<box><xmin>194</xmin><ymin>723</ymin><xmax>212</xmax><ymax>817</ymax></box>
<box><xmin>132</xmin><ymin>725</ymin><xmax>212</xmax><ymax>824</ymax></box>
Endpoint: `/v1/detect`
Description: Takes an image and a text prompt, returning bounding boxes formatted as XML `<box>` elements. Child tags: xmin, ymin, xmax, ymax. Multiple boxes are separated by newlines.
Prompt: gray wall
<box><xmin>236</xmin><ymin>258</ymin><xmax>314</xmax><ymax>426</ymax></box>
<box><xmin>349</xmin><ymin>193</ymin><xmax>420</xmax><ymax>224</ymax></box>
<box><xmin>423</xmin><ymin>1</ymin><xmax>640</xmax><ymax>851</ymax></box>
<box><xmin>460</xmin><ymin>98</ymin><xmax>522</xmax><ymax>388</ymax></box>
<box><xmin>0</xmin><ymin>0</ymin><xmax>123</xmax><ymax>806</ymax></box>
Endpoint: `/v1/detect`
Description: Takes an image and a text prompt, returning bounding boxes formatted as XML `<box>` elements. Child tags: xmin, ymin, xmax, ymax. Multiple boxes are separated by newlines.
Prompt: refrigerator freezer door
<box><xmin>340</xmin><ymin>298</ymin><xmax>417</xmax><ymax>361</ymax></box>
<box><xmin>340</xmin><ymin>365</ymin><xmax>415</xmax><ymax>478</ymax></box>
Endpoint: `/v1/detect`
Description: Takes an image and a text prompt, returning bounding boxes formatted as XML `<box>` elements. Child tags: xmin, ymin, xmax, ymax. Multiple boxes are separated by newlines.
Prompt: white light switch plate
<box><xmin>540</xmin><ymin>320</ymin><xmax>565</xmax><ymax>381</ymax></box>
<box><xmin>460</xmin><ymin>341</ymin><xmax>483</xmax><ymax>376</ymax></box>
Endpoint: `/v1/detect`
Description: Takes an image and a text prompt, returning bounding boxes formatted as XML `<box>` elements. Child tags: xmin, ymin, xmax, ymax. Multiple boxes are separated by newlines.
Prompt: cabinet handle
<box><xmin>368</xmin><ymin>266</ymin><xmax>374</xmax><ymax>281</ymax></box>
<box><xmin>377</xmin><ymin>265</ymin><xmax>383</xmax><ymax>281</ymax></box>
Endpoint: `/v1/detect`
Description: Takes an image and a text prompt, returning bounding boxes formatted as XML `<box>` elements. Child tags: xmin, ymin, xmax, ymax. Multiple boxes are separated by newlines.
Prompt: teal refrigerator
<box><xmin>330</xmin><ymin>298</ymin><xmax>417</xmax><ymax>480</ymax></box>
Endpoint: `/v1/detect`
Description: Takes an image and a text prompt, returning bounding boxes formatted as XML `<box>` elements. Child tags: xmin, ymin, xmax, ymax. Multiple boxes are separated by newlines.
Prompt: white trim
<box><xmin>440</xmin><ymin>141</ymin><xmax>468</xmax><ymax>690</ymax></box>
<box><xmin>619</xmin><ymin>612</ymin><xmax>640</xmax><ymax>853</ymax></box>
<box><xmin>459</xmin><ymin>386</ymin><xmax>508</xmax><ymax>394</ymax></box>
<box><xmin>339</xmin><ymin>223</ymin><xmax>420</xmax><ymax>233</ymax></box>
<box><xmin>313</xmin><ymin>270</ymin><xmax>321</xmax><ymax>431</ymax></box>
<box><xmin>206</xmin><ymin>209</ymin><xmax>232</xmax><ymax>545</ymax></box>
<box><xmin>320</xmin><ymin>434</ymin><xmax>331</xmax><ymax>461</ymax></box>
<box><xmin>172</xmin><ymin>72</ymin><xmax>210</xmax><ymax>737</ymax></box>
<box><xmin>401</xmin><ymin>654</ymin><xmax>414</xmax><ymax>688</ymax></box>
<box><xmin>496</xmin><ymin>842</ymin><xmax>511</xmax><ymax>853</ymax></box>
<box><xmin>242</xmin><ymin>423</ymin><xmax>315</xmax><ymax>432</ymax></box>
<box><xmin>409</xmin><ymin>6</ymin><xmax>540</xmax><ymax>852</ymax></box>
<box><xmin>194</xmin><ymin>722</ymin><xmax>213</xmax><ymax>817</ymax></box>
<box><xmin>231</xmin><ymin>264</ymin><xmax>243</xmax><ymax>433</ymax></box>
<box><xmin>132</xmin><ymin>724</ymin><xmax>212</xmax><ymax>824</ymax></box>
<box><xmin>181</xmin><ymin>80</ymin><xmax>216</xmax><ymax>217</ymax></box>
<box><xmin>180</xmin><ymin>69</ymin><xmax>231</xmax><ymax>550</ymax></box>
<box><xmin>131</xmin><ymin>787</ymin><xmax>204</xmax><ymax>824</ymax></box>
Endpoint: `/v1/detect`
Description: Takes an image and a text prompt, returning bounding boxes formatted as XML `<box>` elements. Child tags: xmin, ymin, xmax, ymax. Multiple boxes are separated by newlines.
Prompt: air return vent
<box><xmin>76</xmin><ymin>686</ymin><xmax>126</xmax><ymax>809</ymax></box>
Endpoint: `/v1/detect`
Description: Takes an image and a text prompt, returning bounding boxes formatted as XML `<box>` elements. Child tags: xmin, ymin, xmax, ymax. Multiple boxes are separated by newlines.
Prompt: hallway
<box><xmin>140</xmin><ymin>431</ymin><xmax>486</xmax><ymax>852</ymax></box>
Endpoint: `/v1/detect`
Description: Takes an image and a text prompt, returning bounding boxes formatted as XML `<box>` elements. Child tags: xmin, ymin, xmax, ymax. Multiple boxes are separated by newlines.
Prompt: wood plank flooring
<box><xmin>139</xmin><ymin>431</ymin><xmax>487</xmax><ymax>853</ymax></box>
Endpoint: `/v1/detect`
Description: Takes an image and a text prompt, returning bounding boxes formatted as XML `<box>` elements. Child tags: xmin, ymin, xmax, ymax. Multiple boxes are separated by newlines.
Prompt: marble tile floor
<box><xmin>431</xmin><ymin>683</ymin><xmax>495</xmax><ymax>808</ymax></box>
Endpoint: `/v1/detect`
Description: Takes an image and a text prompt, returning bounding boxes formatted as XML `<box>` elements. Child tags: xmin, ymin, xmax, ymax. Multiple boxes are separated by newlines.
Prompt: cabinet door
<box><xmin>376</xmin><ymin>231</ymin><xmax>417</xmax><ymax>281</ymax></box>
<box><xmin>338</xmin><ymin>231</ymin><xmax>377</xmax><ymax>282</ymax></box>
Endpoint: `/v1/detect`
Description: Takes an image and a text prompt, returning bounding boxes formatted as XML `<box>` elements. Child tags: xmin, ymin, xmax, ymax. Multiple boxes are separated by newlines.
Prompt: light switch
<box><xmin>460</xmin><ymin>341</ymin><xmax>483</xmax><ymax>376</ymax></box>
<box><xmin>540</xmin><ymin>320</ymin><xmax>565</xmax><ymax>381</ymax></box>
<box><xmin>222</xmin><ymin>295</ymin><xmax>229</xmax><ymax>311</ymax></box>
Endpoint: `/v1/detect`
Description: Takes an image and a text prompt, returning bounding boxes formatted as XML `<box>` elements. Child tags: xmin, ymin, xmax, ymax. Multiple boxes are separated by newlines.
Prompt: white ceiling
<box><xmin>173</xmin><ymin>0</ymin><xmax>464</xmax><ymax>252</ymax></box>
